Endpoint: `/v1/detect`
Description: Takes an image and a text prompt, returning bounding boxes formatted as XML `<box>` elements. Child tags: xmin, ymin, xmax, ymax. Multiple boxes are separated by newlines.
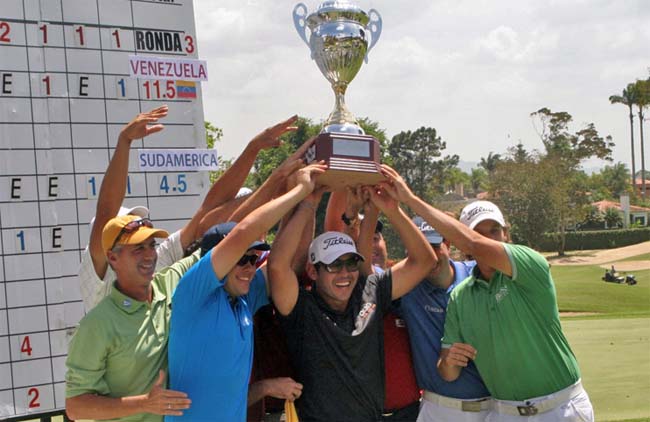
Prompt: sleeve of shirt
<box><xmin>78</xmin><ymin>248</ymin><xmax>115</xmax><ymax>312</ymax></box>
<box><xmin>172</xmin><ymin>249</ymin><xmax>223</xmax><ymax>308</ymax></box>
<box><xmin>65</xmin><ymin>315</ymin><xmax>111</xmax><ymax>398</ymax></box>
<box><xmin>440</xmin><ymin>292</ymin><xmax>462</xmax><ymax>348</ymax></box>
<box><xmin>377</xmin><ymin>269</ymin><xmax>394</xmax><ymax>312</ymax></box>
<box><xmin>155</xmin><ymin>230</ymin><xmax>184</xmax><ymax>270</ymax></box>
<box><xmin>155</xmin><ymin>251</ymin><xmax>200</xmax><ymax>298</ymax></box>
<box><xmin>247</xmin><ymin>268</ymin><xmax>270</xmax><ymax>315</ymax></box>
<box><xmin>505</xmin><ymin>243</ymin><xmax>552</xmax><ymax>293</ymax></box>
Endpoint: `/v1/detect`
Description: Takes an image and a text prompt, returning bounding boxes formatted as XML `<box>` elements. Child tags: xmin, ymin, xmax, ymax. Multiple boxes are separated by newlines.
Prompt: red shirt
<box><xmin>383</xmin><ymin>310</ymin><xmax>420</xmax><ymax>410</ymax></box>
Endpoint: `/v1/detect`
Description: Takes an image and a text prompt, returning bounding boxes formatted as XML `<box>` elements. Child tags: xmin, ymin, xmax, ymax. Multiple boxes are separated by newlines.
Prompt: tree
<box><xmin>387</xmin><ymin>126</ymin><xmax>450</xmax><ymax>203</ymax></box>
<box><xmin>204</xmin><ymin>121</ymin><xmax>229</xmax><ymax>184</ymax></box>
<box><xmin>603</xmin><ymin>207</ymin><xmax>623</xmax><ymax>229</ymax></box>
<box><xmin>599</xmin><ymin>163</ymin><xmax>631</xmax><ymax>198</ymax></box>
<box><xmin>530</xmin><ymin>108</ymin><xmax>614</xmax><ymax>255</ymax></box>
<box><xmin>479</xmin><ymin>152</ymin><xmax>502</xmax><ymax>173</ymax></box>
<box><xmin>470</xmin><ymin>168</ymin><xmax>488</xmax><ymax>195</ymax></box>
<box><xmin>632</xmin><ymin>79</ymin><xmax>650</xmax><ymax>200</ymax></box>
<box><xmin>609</xmin><ymin>84</ymin><xmax>637</xmax><ymax>190</ymax></box>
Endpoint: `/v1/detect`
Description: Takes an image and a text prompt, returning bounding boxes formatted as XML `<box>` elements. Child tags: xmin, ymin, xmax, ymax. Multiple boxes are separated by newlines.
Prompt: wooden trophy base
<box><xmin>305</xmin><ymin>132</ymin><xmax>385</xmax><ymax>190</ymax></box>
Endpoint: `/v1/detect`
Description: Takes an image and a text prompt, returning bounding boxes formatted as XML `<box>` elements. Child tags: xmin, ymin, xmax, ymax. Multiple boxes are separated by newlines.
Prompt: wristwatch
<box><xmin>341</xmin><ymin>212</ymin><xmax>359</xmax><ymax>226</ymax></box>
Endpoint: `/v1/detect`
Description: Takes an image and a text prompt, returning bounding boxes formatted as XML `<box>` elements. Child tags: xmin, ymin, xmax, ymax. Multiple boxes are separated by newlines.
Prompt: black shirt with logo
<box><xmin>280</xmin><ymin>271</ymin><xmax>393</xmax><ymax>422</ymax></box>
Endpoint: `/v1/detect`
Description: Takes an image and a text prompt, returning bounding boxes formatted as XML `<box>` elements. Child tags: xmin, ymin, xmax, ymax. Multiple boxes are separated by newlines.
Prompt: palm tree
<box><xmin>633</xmin><ymin>79</ymin><xmax>650</xmax><ymax>200</ymax></box>
<box><xmin>609</xmin><ymin>83</ymin><xmax>637</xmax><ymax>191</ymax></box>
<box><xmin>479</xmin><ymin>152</ymin><xmax>502</xmax><ymax>174</ymax></box>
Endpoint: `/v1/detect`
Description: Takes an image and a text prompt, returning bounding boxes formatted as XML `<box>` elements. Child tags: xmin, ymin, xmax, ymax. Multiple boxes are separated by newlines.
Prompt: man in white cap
<box><xmin>379</xmin><ymin>164</ymin><xmax>594</xmax><ymax>421</ymax></box>
<box><xmin>268</xmin><ymin>185</ymin><xmax>436</xmax><ymax>422</ymax></box>
<box><xmin>79</xmin><ymin>106</ymin><xmax>298</xmax><ymax>311</ymax></box>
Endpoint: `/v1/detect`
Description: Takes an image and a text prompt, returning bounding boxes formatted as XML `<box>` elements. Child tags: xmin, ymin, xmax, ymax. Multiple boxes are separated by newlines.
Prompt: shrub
<box><xmin>538</xmin><ymin>228</ymin><xmax>650</xmax><ymax>251</ymax></box>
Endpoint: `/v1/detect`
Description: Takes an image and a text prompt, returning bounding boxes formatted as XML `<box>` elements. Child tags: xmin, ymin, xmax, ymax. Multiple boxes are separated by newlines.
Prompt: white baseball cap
<box><xmin>459</xmin><ymin>201</ymin><xmax>506</xmax><ymax>230</ymax></box>
<box><xmin>309</xmin><ymin>231</ymin><xmax>365</xmax><ymax>265</ymax></box>
<box><xmin>89</xmin><ymin>205</ymin><xmax>149</xmax><ymax>229</ymax></box>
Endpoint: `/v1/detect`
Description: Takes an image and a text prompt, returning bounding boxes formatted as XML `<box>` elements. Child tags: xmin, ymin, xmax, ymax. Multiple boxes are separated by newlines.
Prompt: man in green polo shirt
<box><xmin>378</xmin><ymin>164</ymin><xmax>594</xmax><ymax>421</ymax></box>
<box><xmin>65</xmin><ymin>215</ymin><xmax>196</xmax><ymax>422</ymax></box>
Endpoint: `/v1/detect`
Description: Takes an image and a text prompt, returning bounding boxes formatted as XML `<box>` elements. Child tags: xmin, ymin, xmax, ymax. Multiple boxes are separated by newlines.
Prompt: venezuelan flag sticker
<box><xmin>176</xmin><ymin>80</ymin><xmax>197</xmax><ymax>99</ymax></box>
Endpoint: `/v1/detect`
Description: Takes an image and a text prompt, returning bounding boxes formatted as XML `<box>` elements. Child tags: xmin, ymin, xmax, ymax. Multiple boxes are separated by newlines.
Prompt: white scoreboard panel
<box><xmin>0</xmin><ymin>0</ymin><xmax>207</xmax><ymax>418</ymax></box>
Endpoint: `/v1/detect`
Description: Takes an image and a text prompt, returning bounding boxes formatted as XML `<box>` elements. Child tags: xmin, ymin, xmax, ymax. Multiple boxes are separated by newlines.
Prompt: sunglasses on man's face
<box><xmin>236</xmin><ymin>254</ymin><xmax>258</xmax><ymax>267</ymax></box>
<box><xmin>111</xmin><ymin>218</ymin><xmax>153</xmax><ymax>250</ymax></box>
<box><xmin>321</xmin><ymin>256</ymin><xmax>361</xmax><ymax>273</ymax></box>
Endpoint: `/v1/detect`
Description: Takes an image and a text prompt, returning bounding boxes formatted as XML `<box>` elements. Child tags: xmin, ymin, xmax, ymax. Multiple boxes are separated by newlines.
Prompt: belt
<box><xmin>493</xmin><ymin>380</ymin><xmax>584</xmax><ymax>416</ymax></box>
<box><xmin>423</xmin><ymin>390</ymin><xmax>491</xmax><ymax>412</ymax></box>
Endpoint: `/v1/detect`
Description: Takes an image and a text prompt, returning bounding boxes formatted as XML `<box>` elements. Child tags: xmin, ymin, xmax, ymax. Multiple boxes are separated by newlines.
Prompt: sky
<box><xmin>192</xmin><ymin>0</ymin><xmax>650</xmax><ymax>171</ymax></box>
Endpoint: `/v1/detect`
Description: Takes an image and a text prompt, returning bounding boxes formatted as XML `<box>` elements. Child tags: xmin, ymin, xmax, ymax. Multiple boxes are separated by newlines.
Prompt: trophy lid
<box><xmin>307</xmin><ymin>0</ymin><xmax>369</xmax><ymax>27</ymax></box>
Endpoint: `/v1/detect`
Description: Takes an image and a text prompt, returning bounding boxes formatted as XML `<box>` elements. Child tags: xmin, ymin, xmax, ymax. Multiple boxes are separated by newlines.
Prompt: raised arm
<box><xmin>365</xmin><ymin>185</ymin><xmax>436</xmax><ymax>299</ymax></box>
<box><xmin>229</xmin><ymin>136</ymin><xmax>315</xmax><ymax>223</ymax></box>
<box><xmin>88</xmin><ymin>106</ymin><xmax>168</xmax><ymax>279</ymax></box>
<box><xmin>267</xmin><ymin>193</ymin><xmax>321</xmax><ymax>315</ymax></box>
<box><xmin>210</xmin><ymin>163</ymin><xmax>326</xmax><ymax>280</ymax></box>
<box><xmin>181</xmin><ymin>115</ymin><xmax>299</xmax><ymax>249</ymax></box>
<box><xmin>380</xmin><ymin>165</ymin><xmax>512</xmax><ymax>276</ymax></box>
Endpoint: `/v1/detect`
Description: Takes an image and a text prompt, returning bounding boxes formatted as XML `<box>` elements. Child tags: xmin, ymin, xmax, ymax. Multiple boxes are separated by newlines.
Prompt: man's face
<box><xmin>312</xmin><ymin>253</ymin><xmax>360</xmax><ymax>311</ymax></box>
<box><xmin>427</xmin><ymin>242</ymin><xmax>453</xmax><ymax>288</ymax></box>
<box><xmin>474</xmin><ymin>220</ymin><xmax>506</xmax><ymax>242</ymax></box>
<box><xmin>108</xmin><ymin>236</ymin><xmax>158</xmax><ymax>286</ymax></box>
<box><xmin>372</xmin><ymin>232</ymin><xmax>388</xmax><ymax>268</ymax></box>
<box><xmin>224</xmin><ymin>250</ymin><xmax>260</xmax><ymax>297</ymax></box>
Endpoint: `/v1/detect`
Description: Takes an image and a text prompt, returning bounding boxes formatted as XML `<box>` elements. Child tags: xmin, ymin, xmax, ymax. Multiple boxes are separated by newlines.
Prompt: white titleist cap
<box><xmin>309</xmin><ymin>231</ymin><xmax>364</xmax><ymax>265</ymax></box>
<box><xmin>89</xmin><ymin>205</ymin><xmax>149</xmax><ymax>229</ymax></box>
<box><xmin>459</xmin><ymin>201</ymin><xmax>506</xmax><ymax>230</ymax></box>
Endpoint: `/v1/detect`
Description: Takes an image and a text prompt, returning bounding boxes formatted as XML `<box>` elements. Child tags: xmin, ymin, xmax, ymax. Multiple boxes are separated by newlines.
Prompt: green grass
<box><xmin>551</xmin><ymin>265</ymin><xmax>650</xmax><ymax>318</ymax></box>
<box><xmin>563</xmin><ymin>318</ymin><xmax>650</xmax><ymax>422</ymax></box>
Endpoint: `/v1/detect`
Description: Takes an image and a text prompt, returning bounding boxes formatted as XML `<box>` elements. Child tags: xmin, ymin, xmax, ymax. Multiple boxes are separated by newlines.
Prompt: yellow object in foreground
<box><xmin>285</xmin><ymin>400</ymin><xmax>299</xmax><ymax>422</ymax></box>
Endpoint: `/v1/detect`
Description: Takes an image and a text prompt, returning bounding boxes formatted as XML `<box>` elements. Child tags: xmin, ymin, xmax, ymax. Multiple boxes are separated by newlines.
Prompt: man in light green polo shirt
<box><xmin>378</xmin><ymin>165</ymin><xmax>594</xmax><ymax>421</ymax></box>
<box><xmin>65</xmin><ymin>215</ymin><xmax>196</xmax><ymax>422</ymax></box>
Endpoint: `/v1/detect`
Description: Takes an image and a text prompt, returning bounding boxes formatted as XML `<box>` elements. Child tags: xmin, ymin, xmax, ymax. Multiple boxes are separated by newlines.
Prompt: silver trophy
<box><xmin>293</xmin><ymin>0</ymin><xmax>384</xmax><ymax>187</ymax></box>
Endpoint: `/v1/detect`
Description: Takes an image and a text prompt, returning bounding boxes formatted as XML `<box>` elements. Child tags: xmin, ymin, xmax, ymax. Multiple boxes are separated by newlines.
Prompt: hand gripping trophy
<box><xmin>293</xmin><ymin>0</ymin><xmax>384</xmax><ymax>188</ymax></box>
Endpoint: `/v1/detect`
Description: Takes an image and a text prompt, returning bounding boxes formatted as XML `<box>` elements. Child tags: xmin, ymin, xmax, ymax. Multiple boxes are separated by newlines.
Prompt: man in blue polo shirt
<box><xmin>401</xmin><ymin>217</ymin><xmax>490</xmax><ymax>422</ymax></box>
<box><xmin>166</xmin><ymin>163</ymin><xmax>325</xmax><ymax>422</ymax></box>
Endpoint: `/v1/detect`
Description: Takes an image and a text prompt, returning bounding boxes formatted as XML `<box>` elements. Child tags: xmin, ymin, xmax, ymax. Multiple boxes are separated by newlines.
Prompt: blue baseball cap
<box><xmin>412</xmin><ymin>216</ymin><xmax>443</xmax><ymax>245</ymax></box>
<box><xmin>200</xmin><ymin>222</ymin><xmax>270</xmax><ymax>257</ymax></box>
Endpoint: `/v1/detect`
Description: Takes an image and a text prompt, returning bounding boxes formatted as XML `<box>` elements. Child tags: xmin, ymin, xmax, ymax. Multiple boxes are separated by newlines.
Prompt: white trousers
<box><xmin>416</xmin><ymin>399</ymin><xmax>489</xmax><ymax>422</ymax></box>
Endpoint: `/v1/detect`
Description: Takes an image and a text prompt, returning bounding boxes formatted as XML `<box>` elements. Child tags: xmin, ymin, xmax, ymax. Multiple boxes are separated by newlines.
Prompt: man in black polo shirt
<box><xmin>268</xmin><ymin>186</ymin><xmax>436</xmax><ymax>422</ymax></box>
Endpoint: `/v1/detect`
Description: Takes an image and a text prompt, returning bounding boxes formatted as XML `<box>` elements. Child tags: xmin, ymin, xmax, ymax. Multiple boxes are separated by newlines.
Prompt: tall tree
<box><xmin>599</xmin><ymin>163</ymin><xmax>631</xmax><ymax>198</ymax></box>
<box><xmin>387</xmin><ymin>126</ymin><xmax>448</xmax><ymax>203</ymax></box>
<box><xmin>609</xmin><ymin>84</ymin><xmax>637</xmax><ymax>191</ymax></box>
<box><xmin>633</xmin><ymin>79</ymin><xmax>650</xmax><ymax>200</ymax></box>
<box><xmin>530</xmin><ymin>108</ymin><xmax>614</xmax><ymax>255</ymax></box>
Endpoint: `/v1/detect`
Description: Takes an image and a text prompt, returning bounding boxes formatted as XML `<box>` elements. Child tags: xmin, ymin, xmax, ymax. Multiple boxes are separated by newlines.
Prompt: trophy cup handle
<box><xmin>365</xmin><ymin>8</ymin><xmax>382</xmax><ymax>63</ymax></box>
<box><xmin>292</xmin><ymin>3</ymin><xmax>310</xmax><ymax>49</ymax></box>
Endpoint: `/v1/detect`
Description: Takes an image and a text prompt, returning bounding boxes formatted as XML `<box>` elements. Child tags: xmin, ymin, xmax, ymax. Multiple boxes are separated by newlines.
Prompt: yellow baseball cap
<box><xmin>102</xmin><ymin>215</ymin><xmax>169</xmax><ymax>255</ymax></box>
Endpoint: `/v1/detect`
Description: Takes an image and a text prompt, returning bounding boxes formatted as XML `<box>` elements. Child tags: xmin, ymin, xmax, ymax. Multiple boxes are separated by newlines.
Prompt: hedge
<box><xmin>538</xmin><ymin>228</ymin><xmax>650</xmax><ymax>252</ymax></box>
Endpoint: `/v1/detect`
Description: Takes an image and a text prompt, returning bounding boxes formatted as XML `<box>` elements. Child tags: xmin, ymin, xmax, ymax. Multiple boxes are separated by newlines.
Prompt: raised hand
<box><xmin>120</xmin><ymin>105</ymin><xmax>168</xmax><ymax>142</ymax></box>
<box><xmin>143</xmin><ymin>371</ymin><xmax>191</xmax><ymax>416</ymax></box>
<box><xmin>365</xmin><ymin>185</ymin><xmax>398</xmax><ymax>214</ymax></box>
<box><xmin>294</xmin><ymin>162</ymin><xmax>328</xmax><ymax>193</ymax></box>
<box><xmin>378</xmin><ymin>164</ymin><xmax>415</xmax><ymax>203</ymax></box>
<box><xmin>250</xmin><ymin>115</ymin><xmax>299</xmax><ymax>151</ymax></box>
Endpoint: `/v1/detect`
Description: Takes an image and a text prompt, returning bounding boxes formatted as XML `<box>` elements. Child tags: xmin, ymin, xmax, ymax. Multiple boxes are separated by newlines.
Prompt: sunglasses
<box><xmin>111</xmin><ymin>218</ymin><xmax>153</xmax><ymax>250</ymax></box>
<box><xmin>320</xmin><ymin>256</ymin><xmax>361</xmax><ymax>273</ymax></box>
<box><xmin>236</xmin><ymin>254</ymin><xmax>258</xmax><ymax>267</ymax></box>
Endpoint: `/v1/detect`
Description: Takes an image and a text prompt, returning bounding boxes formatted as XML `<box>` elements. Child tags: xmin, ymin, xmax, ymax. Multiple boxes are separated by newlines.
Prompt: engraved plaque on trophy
<box><xmin>293</xmin><ymin>0</ymin><xmax>384</xmax><ymax>188</ymax></box>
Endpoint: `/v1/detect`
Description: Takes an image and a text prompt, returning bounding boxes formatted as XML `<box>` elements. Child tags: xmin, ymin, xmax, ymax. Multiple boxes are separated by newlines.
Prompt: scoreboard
<box><xmin>0</xmin><ymin>0</ymin><xmax>207</xmax><ymax>418</ymax></box>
